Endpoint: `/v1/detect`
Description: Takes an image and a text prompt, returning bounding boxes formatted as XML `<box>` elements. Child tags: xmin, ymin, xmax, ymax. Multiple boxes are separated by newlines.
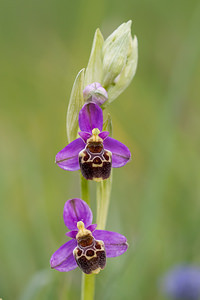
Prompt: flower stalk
<box><xmin>80</xmin><ymin>106</ymin><xmax>113</xmax><ymax>297</ymax></box>
<box><xmin>81</xmin><ymin>273</ymin><xmax>95</xmax><ymax>300</ymax></box>
<box><xmin>51</xmin><ymin>20</ymin><xmax>136</xmax><ymax>300</ymax></box>
<box><xmin>80</xmin><ymin>177</ymin><xmax>95</xmax><ymax>300</ymax></box>
<box><xmin>80</xmin><ymin>174</ymin><xmax>112</xmax><ymax>300</ymax></box>
<box><xmin>96</xmin><ymin>173</ymin><xmax>112</xmax><ymax>230</ymax></box>
<box><xmin>80</xmin><ymin>173</ymin><xmax>90</xmax><ymax>205</ymax></box>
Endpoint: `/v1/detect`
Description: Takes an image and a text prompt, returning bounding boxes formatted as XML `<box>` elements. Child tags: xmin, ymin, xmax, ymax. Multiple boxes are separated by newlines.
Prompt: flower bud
<box><xmin>106</xmin><ymin>35</ymin><xmax>138</xmax><ymax>105</ymax></box>
<box><xmin>83</xmin><ymin>82</ymin><xmax>108</xmax><ymax>106</ymax></box>
<box><xmin>102</xmin><ymin>21</ymin><xmax>131</xmax><ymax>88</ymax></box>
<box><xmin>102</xmin><ymin>20</ymin><xmax>138</xmax><ymax>105</ymax></box>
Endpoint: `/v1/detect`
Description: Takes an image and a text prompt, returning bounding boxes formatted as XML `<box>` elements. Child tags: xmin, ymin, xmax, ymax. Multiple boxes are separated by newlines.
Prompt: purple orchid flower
<box><xmin>56</xmin><ymin>102</ymin><xmax>131</xmax><ymax>181</ymax></box>
<box><xmin>160</xmin><ymin>265</ymin><xmax>200</xmax><ymax>300</ymax></box>
<box><xmin>50</xmin><ymin>198</ymin><xmax>128</xmax><ymax>274</ymax></box>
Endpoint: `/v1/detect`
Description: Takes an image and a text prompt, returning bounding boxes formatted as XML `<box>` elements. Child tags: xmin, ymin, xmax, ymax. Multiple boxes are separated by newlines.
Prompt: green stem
<box><xmin>80</xmin><ymin>172</ymin><xmax>112</xmax><ymax>300</ymax></box>
<box><xmin>96</xmin><ymin>172</ymin><xmax>112</xmax><ymax>230</ymax></box>
<box><xmin>80</xmin><ymin>173</ymin><xmax>90</xmax><ymax>205</ymax></box>
<box><xmin>81</xmin><ymin>273</ymin><xmax>95</xmax><ymax>300</ymax></box>
<box><xmin>80</xmin><ymin>173</ymin><xmax>95</xmax><ymax>300</ymax></box>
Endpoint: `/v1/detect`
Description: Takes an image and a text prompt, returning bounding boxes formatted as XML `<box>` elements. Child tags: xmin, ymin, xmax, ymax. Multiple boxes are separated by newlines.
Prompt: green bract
<box><xmin>97</xmin><ymin>112</ymin><xmax>113</xmax><ymax>229</ymax></box>
<box><xmin>103</xmin><ymin>113</ymin><xmax>112</xmax><ymax>137</ymax></box>
<box><xmin>84</xmin><ymin>29</ymin><xmax>104</xmax><ymax>87</ymax></box>
<box><xmin>66</xmin><ymin>69</ymin><xmax>85</xmax><ymax>143</ymax></box>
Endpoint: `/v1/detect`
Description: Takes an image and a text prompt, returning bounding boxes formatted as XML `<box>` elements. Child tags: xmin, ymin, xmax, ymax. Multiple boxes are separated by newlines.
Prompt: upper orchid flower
<box><xmin>50</xmin><ymin>198</ymin><xmax>128</xmax><ymax>274</ymax></box>
<box><xmin>56</xmin><ymin>102</ymin><xmax>131</xmax><ymax>181</ymax></box>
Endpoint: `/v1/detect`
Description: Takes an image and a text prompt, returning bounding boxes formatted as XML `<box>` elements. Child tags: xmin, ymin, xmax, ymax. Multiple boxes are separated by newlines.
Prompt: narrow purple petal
<box><xmin>65</xmin><ymin>230</ymin><xmax>78</xmax><ymax>239</ymax></box>
<box><xmin>99</xmin><ymin>131</ymin><xmax>109</xmax><ymax>140</ymax></box>
<box><xmin>65</xmin><ymin>224</ymin><xmax>97</xmax><ymax>238</ymax></box>
<box><xmin>63</xmin><ymin>198</ymin><xmax>93</xmax><ymax>230</ymax></box>
<box><xmin>50</xmin><ymin>239</ymin><xmax>77</xmax><ymax>272</ymax></box>
<box><xmin>87</xmin><ymin>224</ymin><xmax>97</xmax><ymax>232</ymax></box>
<box><xmin>93</xmin><ymin>230</ymin><xmax>128</xmax><ymax>257</ymax></box>
<box><xmin>78</xmin><ymin>131</ymin><xmax>91</xmax><ymax>143</ymax></box>
<box><xmin>56</xmin><ymin>138</ymin><xmax>85</xmax><ymax>171</ymax></box>
<box><xmin>103</xmin><ymin>137</ymin><xmax>131</xmax><ymax>168</ymax></box>
<box><xmin>79</xmin><ymin>103</ymin><xmax>103</xmax><ymax>133</ymax></box>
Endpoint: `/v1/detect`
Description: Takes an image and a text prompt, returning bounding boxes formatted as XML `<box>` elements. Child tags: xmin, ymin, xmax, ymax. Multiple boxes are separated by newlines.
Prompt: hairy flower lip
<box><xmin>50</xmin><ymin>198</ymin><xmax>128</xmax><ymax>273</ymax></box>
<box><xmin>55</xmin><ymin>102</ymin><xmax>131</xmax><ymax>175</ymax></box>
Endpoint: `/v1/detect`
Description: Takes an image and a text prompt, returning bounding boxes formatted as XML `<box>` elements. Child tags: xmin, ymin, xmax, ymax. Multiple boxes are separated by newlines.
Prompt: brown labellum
<box><xmin>73</xmin><ymin>232</ymin><xmax>106</xmax><ymax>274</ymax></box>
<box><xmin>79</xmin><ymin>141</ymin><xmax>112</xmax><ymax>181</ymax></box>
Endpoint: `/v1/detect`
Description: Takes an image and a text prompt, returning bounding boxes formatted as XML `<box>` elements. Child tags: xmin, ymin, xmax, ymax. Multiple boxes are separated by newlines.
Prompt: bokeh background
<box><xmin>1</xmin><ymin>0</ymin><xmax>200</xmax><ymax>299</ymax></box>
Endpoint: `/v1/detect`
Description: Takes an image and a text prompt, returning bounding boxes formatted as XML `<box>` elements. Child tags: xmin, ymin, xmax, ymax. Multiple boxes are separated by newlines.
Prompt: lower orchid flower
<box><xmin>56</xmin><ymin>102</ymin><xmax>131</xmax><ymax>181</ymax></box>
<box><xmin>50</xmin><ymin>198</ymin><xmax>128</xmax><ymax>274</ymax></box>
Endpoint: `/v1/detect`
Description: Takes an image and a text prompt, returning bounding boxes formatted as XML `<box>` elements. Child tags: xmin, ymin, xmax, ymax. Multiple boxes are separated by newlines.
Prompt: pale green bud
<box><xmin>66</xmin><ymin>68</ymin><xmax>85</xmax><ymax>142</ymax></box>
<box><xmin>101</xmin><ymin>20</ymin><xmax>138</xmax><ymax>105</ymax></box>
<box><xmin>106</xmin><ymin>35</ymin><xmax>138</xmax><ymax>105</ymax></box>
<box><xmin>102</xmin><ymin>21</ymin><xmax>132</xmax><ymax>87</ymax></box>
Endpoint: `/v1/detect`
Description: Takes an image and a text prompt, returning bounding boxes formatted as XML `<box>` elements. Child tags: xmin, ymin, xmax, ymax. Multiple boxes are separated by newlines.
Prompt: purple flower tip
<box><xmin>160</xmin><ymin>265</ymin><xmax>200</xmax><ymax>300</ymax></box>
<box><xmin>50</xmin><ymin>198</ymin><xmax>128</xmax><ymax>274</ymax></box>
<box><xmin>83</xmin><ymin>82</ymin><xmax>108</xmax><ymax>106</ymax></box>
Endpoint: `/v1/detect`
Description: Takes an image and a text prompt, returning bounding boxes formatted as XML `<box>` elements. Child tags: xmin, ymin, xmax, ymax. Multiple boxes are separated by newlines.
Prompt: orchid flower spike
<box><xmin>50</xmin><ymin>198</ymin><xmax>128</xmax><ymax>274</ymax></box>
<box><xmin>56</xmin><ymin>102</ymin><xmax>131</xmax><ymax>181</ymax></box>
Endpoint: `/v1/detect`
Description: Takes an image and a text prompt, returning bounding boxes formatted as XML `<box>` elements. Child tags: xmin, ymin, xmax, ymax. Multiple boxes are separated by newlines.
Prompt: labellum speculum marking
<box><xmin>79</xmin><ymin>128</ymin><xmax>112</xmax><ymax>181</ymax></box>
<box><xmin>73</xmin><ymin>221</ymin><xmax>106</xmax><ymax>274</ymax></box>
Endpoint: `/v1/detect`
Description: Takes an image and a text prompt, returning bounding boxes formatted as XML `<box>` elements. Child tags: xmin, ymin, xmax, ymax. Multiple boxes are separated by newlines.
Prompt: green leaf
<box><xmin>84</xmin><ymin>28</ymin><xmax>104</xmax><ymax>87</ymax></box>
<box><xmin>66</xmin><ymin>68</ymin><xmax>85</xmax><ymax>142</ymax></box>
<box><xmin>96</xmin><ymin>113</ymin><xmax>113</xmax><ymax>229</ymax></box>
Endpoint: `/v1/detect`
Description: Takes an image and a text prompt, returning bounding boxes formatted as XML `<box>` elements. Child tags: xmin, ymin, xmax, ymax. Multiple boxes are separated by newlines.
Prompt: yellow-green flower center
<box><xmin>76</xmin><ymin>221</ymin><xmax>92</xmax><ymax>239</ymax></box>
<box><xmin>87</xmin><ymin>128</ymin><xmax>102</xmax><ymax>143</ymax></box>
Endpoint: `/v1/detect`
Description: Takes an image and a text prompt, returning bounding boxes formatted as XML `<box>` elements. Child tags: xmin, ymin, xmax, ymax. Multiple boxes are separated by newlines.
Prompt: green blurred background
<box><xmin>1</xmin><ymin>0</ymin><xmax>200</xmax><ymax>299</ymax></box>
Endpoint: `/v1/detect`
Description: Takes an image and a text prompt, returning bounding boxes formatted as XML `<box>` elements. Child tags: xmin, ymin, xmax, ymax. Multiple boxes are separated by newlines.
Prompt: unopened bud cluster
<box><xmin>66</xmin><ymin>20</ymin><xmax>138</xmax><ymax>142</ymax></box>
